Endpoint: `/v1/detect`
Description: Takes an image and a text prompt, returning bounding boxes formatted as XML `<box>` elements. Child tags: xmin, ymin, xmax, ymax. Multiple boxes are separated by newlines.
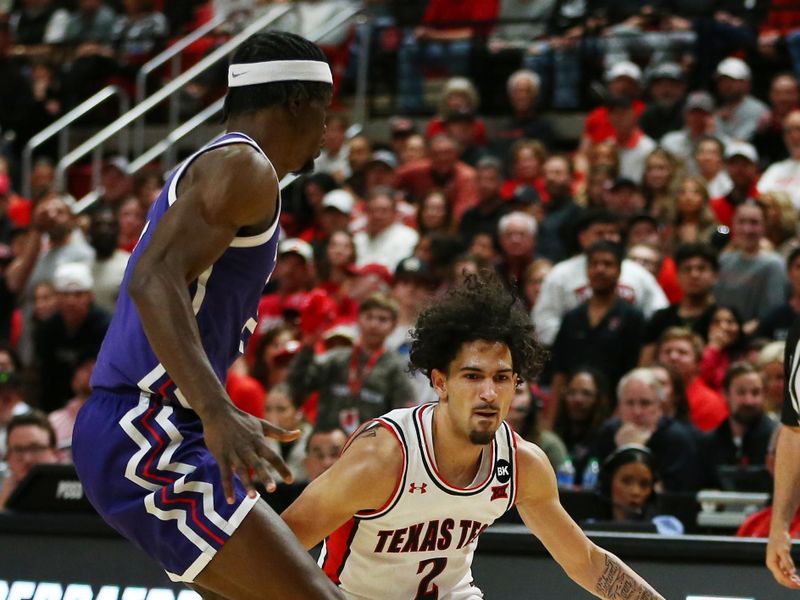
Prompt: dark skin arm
<box><xmin>129</xmin><ymin>144</ymin><xmax>296</xmax><ymax>503</ymax></box>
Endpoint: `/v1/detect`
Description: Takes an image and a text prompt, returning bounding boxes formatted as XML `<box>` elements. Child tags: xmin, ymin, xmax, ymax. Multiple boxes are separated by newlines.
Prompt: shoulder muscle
<box><xmin>181</xmin><ymin>143</ymin><xmax>279</xmax><ymax>229</ymax></box>
<box><xmin>281</xmin><ymin>423</ymin><xmax>403</xmax><ymax>548</ymax></box>
<box><xmin>134</xmin><ymin>144</ymin><xmax>278</xmax><ymax>283</ymax></box>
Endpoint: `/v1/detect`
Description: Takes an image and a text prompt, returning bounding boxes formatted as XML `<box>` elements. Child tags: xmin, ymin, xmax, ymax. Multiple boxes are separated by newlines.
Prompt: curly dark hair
<box><xmin>409</xmin><ymin>271</ymin><xmax>547</xmax><ymax>383</ymax></box>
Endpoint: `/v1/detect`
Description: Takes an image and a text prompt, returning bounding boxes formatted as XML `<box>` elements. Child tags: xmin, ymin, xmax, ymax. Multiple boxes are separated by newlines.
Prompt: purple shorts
<box><xmin>73</xmin><ymin>388</ymin><xmax>259</xmax><ymax>582</ymax></box>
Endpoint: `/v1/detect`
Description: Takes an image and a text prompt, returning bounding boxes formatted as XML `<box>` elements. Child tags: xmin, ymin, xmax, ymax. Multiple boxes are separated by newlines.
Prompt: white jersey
<box><xmin>319</xmin><ymin>403</ymin><xmax>518</xmax><ymax>600</ymax></box>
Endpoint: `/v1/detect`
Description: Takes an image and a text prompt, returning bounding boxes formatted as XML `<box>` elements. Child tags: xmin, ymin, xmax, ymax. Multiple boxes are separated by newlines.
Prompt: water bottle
<box><xmin>556</xmin><ymin>459</ymin><xmax>575</xmax><ymax>489</ymax></box>
<box><xmin>582</xmin><ymin>458</ymin><xmax>600</xmax><ymax>490</ymax></box>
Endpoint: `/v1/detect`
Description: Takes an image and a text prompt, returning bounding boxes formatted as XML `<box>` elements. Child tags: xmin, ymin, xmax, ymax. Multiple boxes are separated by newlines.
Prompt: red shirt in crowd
<box><xmin>685</xmin><ymin>375</ymin><xmax>729</xmax><ymax>432</ymax></box>
<box><xmin>583</xmin><ymin>101</ymin><xmax>646</xmax><ymax>144</ymax></box>
<box><xmin>760</xmin><ymin>0</ymin><xmax>800</xmax><ymax>35</ymax></box>
<box><xmin>657</xmin><ymin>256</ymin><xmax>683</xmax><ymax>305</ymax></box>
<box><xmin>737</xmin><ymin>506</ymin><xmax>800</xmax><ymax>538</ymax></box>
<box><xmin>709</xmin><ymin>184</ymin><xmax>760</xmax><ymax>227</ymax></box>
<box><xmin>227</xmin><ymin>371</ymin><xmax>266</xmax><ymax>419</ymax></box>
<box><xmin>426</xmin><ymin>117</ymin><xmax>488</xmax><ymax>147</ymax></box>
<box><xmin>421</xmin><ymin>0</ymin><xmax>498</xmax><ymax>36</ymax></box>
<box><xmin>8</xmin><ymin>195</ymin><xmax>31</xmax><ymax>227</ymax></box>
<box><xmin>395</xmin><ymin>159</ymin><xmax>479</xmax><ymax>224</ymax></box>
<box><xmin>500</xmin><ymin>177</ymin><xmax>548</xmax><ymax>203</ymax></box>
<box><xmin>700</xmin><ymin>344</ymin><xmax>732</xmax><ymax>392</ymax></box>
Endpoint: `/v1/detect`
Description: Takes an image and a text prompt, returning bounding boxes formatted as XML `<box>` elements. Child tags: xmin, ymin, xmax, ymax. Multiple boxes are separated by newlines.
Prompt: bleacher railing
<box><xmin>54</xmin><ymin>4</ymin><xmax>296</xmax><ymax>195</ymax></box>
<box><xmin>127</xmin><ymin>7</ymin><xmax>365</xmax><ymax>175</ymax></box>
<box><xmin>21</xmin><ymin>85</ymin><xmax>129</xmax><ymax>200</ymax></box>
<box><xmin>133</xmin><ymin>10</ymin><xmax>229</xmax><ymax>157</ymax></box>
<box><xmin>64</xmin><ymin>3</ymin><xmax>364</xmax><ymax>212</ymax></box>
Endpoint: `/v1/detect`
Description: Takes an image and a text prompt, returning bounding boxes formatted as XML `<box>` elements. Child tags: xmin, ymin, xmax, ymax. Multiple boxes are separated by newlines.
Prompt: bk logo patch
<box><xmin>409</xmin><ymin>482</ymin><xmax>427</xmax><ymax>494</ymax></box>
<box><xmin>494</xmin><ymin>459</ymin><xmax>511</xmax><ymax>483</ymax></box>
<box><xmin>491</xmin><ymin>484</ymin><xmax>509</xmax><ymax>501</ymax></box>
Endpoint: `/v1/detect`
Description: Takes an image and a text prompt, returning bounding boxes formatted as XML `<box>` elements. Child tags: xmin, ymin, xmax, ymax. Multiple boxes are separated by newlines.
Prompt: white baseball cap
<box><xmin>605</xmin><ymin>61</ymin><xmax>642</xmax><ymax>83</ymax></box>
<box><xmin>321</xmin><ymin>189</ymin><xmax>354</xmax><ymax>214</ymax></box>
<box><xmin>716</xmin><ymin>57</ymin><xmax>751</xmax><ymax>81</ymax></box>
<box><xmin>53</xmin><ymin>262</ymin><xmax>94</xmax><ymax>292</ymax></box>
<box><xmin>278</xmin><ymin>238</ymin><xmax>313</xmax><ymax>262</ymax></box>
<box><xmin>724</xmin><ymin>141</ymin><xmax>759</xmax><ymax>163</ymax></box>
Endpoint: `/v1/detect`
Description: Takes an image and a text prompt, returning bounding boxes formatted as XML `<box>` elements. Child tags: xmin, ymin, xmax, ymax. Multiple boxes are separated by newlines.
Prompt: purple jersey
<box><xmin>91</xmin><ymin>132</ymin><xmax>280</xmax><ymax>408</ymax></box>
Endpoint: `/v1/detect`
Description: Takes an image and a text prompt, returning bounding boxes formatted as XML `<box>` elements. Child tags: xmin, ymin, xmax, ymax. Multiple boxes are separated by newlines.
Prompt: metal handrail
<box><xmin>55</xmin><ymin>4</ymin><xmax>295</xmax><ymax>193</ymax></box>
<box><xmin>130</xmin><ymin>98</ymin><xmax>224</xmax><ymax>176</ymax></box>
<box><xmin>21</xmin><ymin>85</ymin><xmax>129</xmax><ymax>199</ymax></box>
<box><xmin>133</xmin><ymin>11</ymin><xmax>228</xmax><ymax>155</ymax></box>
<box><xmin>124</xmin><ymin>6</ymin><xmax>365</xmax><ymax>178</ymax></box>
<box><xmin>58</xmin><ymin>3</ymin><xmax>364</xmax><ymax>197</ymax></box>
<box><xmin>71</xmin><ymin>98</ymin><xmax>226</xmax><ymax>215</ymax></box>
<box><xmin>351</xmin><ymin>13</ymin><xmax>370</xmax><ymax>127</ymax></box>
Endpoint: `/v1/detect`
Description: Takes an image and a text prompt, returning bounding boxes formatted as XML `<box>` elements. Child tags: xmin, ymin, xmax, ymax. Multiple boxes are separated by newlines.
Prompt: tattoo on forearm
<box><xmin>596</xmin><ymin>555</ymin><xmax>657</xmax><ymax>600</ymax></box>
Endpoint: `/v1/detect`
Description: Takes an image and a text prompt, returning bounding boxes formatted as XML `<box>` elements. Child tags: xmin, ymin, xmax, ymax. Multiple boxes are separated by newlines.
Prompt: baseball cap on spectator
<box><xmin>0</xmin><ymin>173</ymin><xmax>9</xmax><ymax>196</ymax></box>
<box><xmin>510</xmin><ymin>185</ymin><xmax>541</xmax><ymax>207</ymax></box>
<box><xmin>442</xmin><ymin>77</ymin><xmax>479</xmax><ymax>106</ymax></box>
<box><xmin>724</xmin><ymin>141</ymin><xmax>758</xmax><ymax>163</ymax></box>
<box><xmin>323</xmin><ymin>322</ymin><xmax>358</xmax><ymax>344</ymax></box>
<box><xmin>715</xmin><ymin>57</ymin><xmax>751</xmax><ymax>81</ymax></box>
<box><xmin>366</xmin><ymin>150</ymin><xmax>398</xmax><ymax>170</ymax></box>
<box><xmin>347</xmin><ymin>262</ymin><xmax>393</xmax><ymax>287</ymax></box>
<box><xmin>322</xmin><ymin>189</ymin><xmax>354</xmax><ymax>215</ymax></box>
<box><xmin>278</xmin><ymin>238</ymin><xmax>313</xmax><ymax>262</ymax></box>
<box><xmin>102</xmin><ymin>155</ymin><xmax>130</xmax><ymax>174</ymax></box>
<box><xmin>610</xmin><ymin>177</ymin><xmax>639</xmax><ymax>192</ymax></box>
<box><xmin>53</xmin><ymin>262</ymin><xmax>94</xmax><ymax>292</ymax></box>
<box><xmin>389</xmin><ymin>116</ymin><xmax>416</xmax><ymax>138</ymax></box>
<box><xmin>647</xmin><ymin>62</ymin><xmax>683</xmax><ymax>84</ymax></box>
<box><xmin>684</xmin><ymin>91</ymin><xmax>715</xmax><ymax>114</ymax></box>
<box><xmin>394</xmin><ymin>256</ymin><xmax>432</xmax><ymax>283</ymax></box>
<box><xmin>605</xmin><ymin>61</ymin><xmax>642</xmax><ymax>84</ymax></box>
<box><xmin>273</xmin><ymin>339</ymin><xmax>302</xmax><ymax>366</ymax></box>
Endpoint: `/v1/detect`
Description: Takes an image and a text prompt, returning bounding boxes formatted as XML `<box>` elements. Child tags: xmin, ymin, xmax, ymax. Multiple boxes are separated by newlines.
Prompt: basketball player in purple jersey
<box><xmin>72</xmin><ymin>31</ymin><xmax>342</xmax><ymax>599</ymax></box>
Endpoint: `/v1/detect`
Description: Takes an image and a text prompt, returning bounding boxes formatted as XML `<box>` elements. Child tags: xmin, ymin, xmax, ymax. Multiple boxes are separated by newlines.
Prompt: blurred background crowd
<box><xmin>1</xmin><ymin>0</ymin><xmax>800</xmax><ymax>536</ymax></box>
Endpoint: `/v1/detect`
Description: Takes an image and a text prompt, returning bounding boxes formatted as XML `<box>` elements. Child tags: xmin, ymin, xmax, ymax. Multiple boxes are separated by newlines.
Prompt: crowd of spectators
<box><xmin>3</xmin><ymin>0</ymin><xmax>800</xmax><ymax>535</ymax></box>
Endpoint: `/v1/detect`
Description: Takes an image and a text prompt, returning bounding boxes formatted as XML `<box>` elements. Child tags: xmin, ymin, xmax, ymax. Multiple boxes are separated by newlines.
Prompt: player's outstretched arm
<box><xmin>767</xmin><ymin>424</ymin><xmax>800</xmax><ymax>589</ymax></box>
<box><xmin>514</xmin><ymin>437</ymin><xmax>665</xmax><ymax>600</ymax></box>
<box><xmin>282</xmin><ymin>424</ymin><xmax>403</xmax><ymax>549</ymax></box>
<box><xmin>129</xmin><ymin>146</ymin><xmax>292</xmax><ymax>502</ymax></box>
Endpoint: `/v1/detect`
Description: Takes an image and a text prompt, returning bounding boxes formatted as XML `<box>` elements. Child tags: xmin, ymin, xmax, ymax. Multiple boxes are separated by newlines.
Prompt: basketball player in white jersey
<box><xmin>283</xmin><ymin>273</ymin><xmax>664</xmax><ymax>599</ymax></box>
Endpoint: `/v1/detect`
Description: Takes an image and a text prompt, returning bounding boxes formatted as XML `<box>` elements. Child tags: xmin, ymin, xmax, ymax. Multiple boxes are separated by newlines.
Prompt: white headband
<box><xmin>228</xmin><ymin>60</ymin><xmax>332</xmax><ymax>87</ymax></box>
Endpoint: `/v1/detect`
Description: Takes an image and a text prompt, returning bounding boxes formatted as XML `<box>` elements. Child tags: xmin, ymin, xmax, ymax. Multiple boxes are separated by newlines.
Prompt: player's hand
<box><xmin>767</xmin><ymin>528</ymin><xmax>800</xmax><ymax>588</ymax></box>
<box><xmin>202</xmin><ymin>404</ymin><xmax>301</xmax><ymax>504</ymax></box>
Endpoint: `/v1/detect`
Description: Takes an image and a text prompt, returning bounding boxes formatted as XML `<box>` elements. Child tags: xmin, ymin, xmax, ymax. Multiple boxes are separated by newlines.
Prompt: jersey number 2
<box><xmin>414</xmin><ymin>557</ymin><xmax>447</xmax><ymax>600</ymax></box>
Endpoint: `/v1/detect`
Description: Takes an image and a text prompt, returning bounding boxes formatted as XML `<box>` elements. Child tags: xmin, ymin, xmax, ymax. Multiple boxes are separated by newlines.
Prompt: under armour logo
<box><xmin>409</xmin><ymin>482</ymin><xmax>427</xmax><ymax>494</ymax></box>
<box><xmin>490</xmin><ymin>484</ymin><xmax>509</xmax><ymax>501</ymax></box>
